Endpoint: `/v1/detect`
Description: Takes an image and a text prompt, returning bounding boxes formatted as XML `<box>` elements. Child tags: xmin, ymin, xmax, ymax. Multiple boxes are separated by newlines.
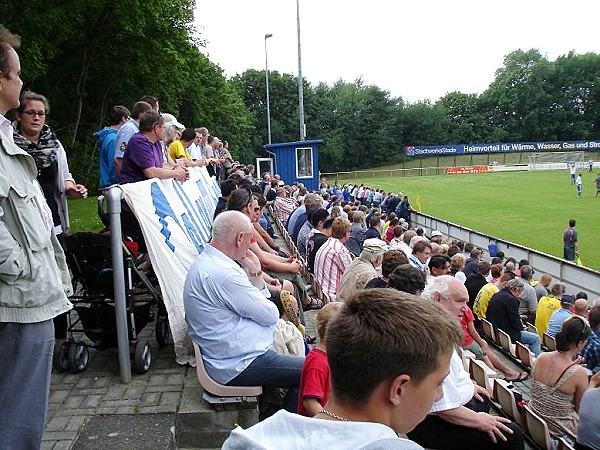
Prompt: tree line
<box><xmin>3</xmin><ymin>1</ymin><xmax>600</xmax><ymax>191</ymax></box>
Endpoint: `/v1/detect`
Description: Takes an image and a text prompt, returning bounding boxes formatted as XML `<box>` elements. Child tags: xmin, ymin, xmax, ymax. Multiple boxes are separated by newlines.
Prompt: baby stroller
<box><xmin>53</xmin><ymin>232</ymin><xmax>169</xmax><ymax>374</ymax></box>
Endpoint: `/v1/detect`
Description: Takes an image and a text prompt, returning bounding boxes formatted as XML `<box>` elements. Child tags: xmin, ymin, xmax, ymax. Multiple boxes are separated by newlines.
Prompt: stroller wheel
<box><xmin>68</xmin><ymin>341</ymin><xmax>89</xmax><ymax>373</ymax></box>
<box><xmin>134</xmin><ymin>340</ymin><xmax>152</xmax><ymax>374</ymax></box>
<box><xmin>53</xmin><ymin>341</ymin><xmax>71</xmax><ymax>373</ymax></box>
<box><xmin>155</xmin><ymin>316</ymin><xmax>170</xmax><ymax>348</ymax></box>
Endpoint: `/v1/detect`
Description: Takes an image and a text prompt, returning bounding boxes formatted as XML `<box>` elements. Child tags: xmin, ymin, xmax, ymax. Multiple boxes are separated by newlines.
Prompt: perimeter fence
<box><xmin>412</xmin><ymin>211</ymin><xmax>600</xmax><ymax>302</ymax></box>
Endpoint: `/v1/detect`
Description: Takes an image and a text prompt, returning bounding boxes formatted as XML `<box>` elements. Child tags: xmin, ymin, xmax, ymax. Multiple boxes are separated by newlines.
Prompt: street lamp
<box><xmin>296</xmin><ymin>0</ymin><xmax>305</xmax><ymax>140</ymax></box>
<box><xmin>264</xmin><ymin>33</ymin><xmax>273</xmax><ymax>145</ymax></box>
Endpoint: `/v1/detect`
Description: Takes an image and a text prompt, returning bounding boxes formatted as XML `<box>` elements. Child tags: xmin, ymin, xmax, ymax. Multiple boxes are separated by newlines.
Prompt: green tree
<box><xmin>552</xmin><ymin>51</ymin><xmax>600</xmax><ymax>140</ymax></box>
<box><xmin>307</xmin><ymin>78</ymin><xmax>405</xmax><ymax>172</ymax></box>
<box><xmin>401</xmin><ymin>100</ymin><xmax>450</xmax><ymax>146</ymax></box>
<box><xmin>3</xmin><ymin>0</ymin><xmax>252</xmax><ymax>190</ymax></box>
<box><xmin>480</xmin><ymin>49</ymin><xmax>555</xmax><ymax>141</ymax></box>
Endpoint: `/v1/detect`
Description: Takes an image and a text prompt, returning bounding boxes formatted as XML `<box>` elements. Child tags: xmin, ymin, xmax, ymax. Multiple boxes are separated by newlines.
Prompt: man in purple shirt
<box><xmin>120</xmin><ymin>110</ymin><xmax>188</xmax><ymax>184</ymax></box>
<box><xmin>119</xmin><ymin>110</ymin><xmax>188</xmax><ymax>248</ymax></box>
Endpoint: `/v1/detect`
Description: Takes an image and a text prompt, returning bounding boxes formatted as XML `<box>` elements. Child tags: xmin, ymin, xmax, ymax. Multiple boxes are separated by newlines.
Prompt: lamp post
<box><xmin>296</xmin><ymin>0</ymin><xmax>305</xmax><ymax>140</ymax></box>
<box><xmin>264</xmin><ymin>33</ymin><xmax>273</xmax><ymax>145</ymax></box>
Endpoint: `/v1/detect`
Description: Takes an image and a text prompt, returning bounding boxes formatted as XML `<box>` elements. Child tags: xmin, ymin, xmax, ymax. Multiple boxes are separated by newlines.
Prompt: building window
<box><xmin>296</xmin><ymin>147</ymin><xmax>313</xmax><ymax>178</ymax></box>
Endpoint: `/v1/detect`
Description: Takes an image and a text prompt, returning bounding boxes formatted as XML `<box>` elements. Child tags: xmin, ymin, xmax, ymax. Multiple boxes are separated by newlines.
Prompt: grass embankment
<box><xmin>67</xmin><ymin>197</ymin><xmax>104</xmax><ymax>232</ymax></box>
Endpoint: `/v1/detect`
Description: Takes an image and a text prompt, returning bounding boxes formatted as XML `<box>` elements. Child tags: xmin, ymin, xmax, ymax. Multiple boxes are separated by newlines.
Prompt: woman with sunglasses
<box><xmin>530</xmin><ymin>316</ymin><xmax>591</xmax><ymax>446</ymax></box>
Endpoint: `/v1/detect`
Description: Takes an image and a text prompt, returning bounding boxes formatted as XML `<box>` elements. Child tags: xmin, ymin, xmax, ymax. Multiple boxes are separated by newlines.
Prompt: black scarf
<box><xmin>13</xmin><ymin>123</ymin><xmax>59</xmax><ymax>171</ymax></box>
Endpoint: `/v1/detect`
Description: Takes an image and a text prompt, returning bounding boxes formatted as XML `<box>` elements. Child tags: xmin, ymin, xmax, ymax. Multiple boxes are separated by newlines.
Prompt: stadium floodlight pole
<box><xmin>265</xmin><ymin>33</ymin><xmax>273</xmax><ymax>145</ymax></box>
<box><xmin>296</xmin><ymin>0</ymin><xmax>305</xmax><ymax>140</ymax></box>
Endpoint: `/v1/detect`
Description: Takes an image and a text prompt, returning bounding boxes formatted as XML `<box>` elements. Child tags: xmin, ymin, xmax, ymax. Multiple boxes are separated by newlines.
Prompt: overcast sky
<box><xmin>194</xmin><ymin>1</ymin><xmax>600</xmax><ymax>103</ymax></box>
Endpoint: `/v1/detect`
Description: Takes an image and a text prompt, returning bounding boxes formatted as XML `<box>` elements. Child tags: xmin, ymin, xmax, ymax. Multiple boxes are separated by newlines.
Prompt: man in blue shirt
<box><xmin>563</xmin><ymin>219</ymin><xmax>578</xmax><ymax>262</ymax></box>
<box><xmin>546</xmin><ymin>295</ymin><xmax>575</xmax><ymax>337</ymax></box>
<box><xmin>184</xmin><ymin>211</ymin><xmax>303</xmax><ymax>411</ymax></box>
<box><xmin>93</xmin><ymin>105</ymin><xmax>130</xmax><ymax>187</ymax></box>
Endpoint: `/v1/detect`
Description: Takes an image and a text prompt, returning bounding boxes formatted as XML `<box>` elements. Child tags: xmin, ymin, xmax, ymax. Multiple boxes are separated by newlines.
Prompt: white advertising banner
<box><xmin>120</xmin><ymin>167</ymin><xmax>219</xmax><ymax>365</ymax></box>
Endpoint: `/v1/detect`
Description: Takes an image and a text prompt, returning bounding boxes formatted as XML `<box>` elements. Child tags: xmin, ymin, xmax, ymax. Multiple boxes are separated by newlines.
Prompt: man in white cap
<box><xmin>336</xmin><ymin>238</ymin><xmax>387</xmax><ymax>303</ymax></box>
<box><xmin>431</xmin><ymin>230</ymin><xmax>443</xmax><ymax>244</ymax></box>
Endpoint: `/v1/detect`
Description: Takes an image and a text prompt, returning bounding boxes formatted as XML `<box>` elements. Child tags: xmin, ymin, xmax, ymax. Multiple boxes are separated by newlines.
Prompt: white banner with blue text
<box><xmin>121</xmin><ymin>167</ymin><xmax>219</xmax><ymax>365</ymax></box>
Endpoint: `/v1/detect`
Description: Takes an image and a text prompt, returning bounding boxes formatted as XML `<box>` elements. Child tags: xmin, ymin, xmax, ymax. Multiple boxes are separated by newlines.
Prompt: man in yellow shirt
<box><xmin>535</xmin><ymin>282</ymin><xmax>566</xmax><ymax>338</ymax></box>
<box><xmin>169</xmin><ymin>128</ymin><xmax>195</xmax><ymax>161</ymax></box>
<box><xmin>169</xmin><ymin>128</ymin><xmax>207</xmax><ymax>168</ymax></box>
<box><xmin>473</xmin><ymin>272</ymin><xmax>514</xmax><ymax>320</ymax></box>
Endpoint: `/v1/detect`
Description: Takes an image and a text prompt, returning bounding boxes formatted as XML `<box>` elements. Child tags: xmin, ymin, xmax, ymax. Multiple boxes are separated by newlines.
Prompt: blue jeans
<box><xmin>227</xmin><ymin>349</ymin><xmax>304</xmax><ymax>412</ymax></box>
<box><xmin>520</xmin><ymin>330</ymin><xmax>542</xmax><ymax>356</ymax></box>
<box><xmin>0</xmin><ymin>320</ymin><xmax>54</xmax><ymax>449</ymax></box>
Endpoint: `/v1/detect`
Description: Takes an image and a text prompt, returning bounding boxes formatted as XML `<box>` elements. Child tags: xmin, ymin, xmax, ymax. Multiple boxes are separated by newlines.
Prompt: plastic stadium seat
<box><xmin>493</xmin><ymin>379</ymin><xmax>521</xmax><ymax>423</ymax></box>
<box><xmin>526</xmin><ymin>322</ymin><xmax>538</xmax><ymax>336</ymax></box>
<box><xmin>481</xmin><ymin>319</ymin><xmax>497</xmax><ymax>343</ymax></box>
<box><xmin>543</xmin><ymin>332</ymin><xmax>557</xmax><ymax>351</ymax></box>
<box><xmin>460</xmin><ymin>347</ymin><xmax>476</xmax><ymax>372</ymax></box>
<box><xmin>496</xmin><ymin>328</ymin><xmax>517</xmax><ymax>357</ymax></box>
<box><xmin>523</xmin><ymin>404</ymin><xmax>552</xmax><ymax>450</ymax></box>
<box><xmin>192</xmin><ymin>341</ymin><xmax>262</xmax><ymax>398</ymax></box>
<box><xmin>469</xmin><ymin>358</ymin><xmax>495</xmax><ymax>396</ymax></box>
<box><xmin>515</xmin><ymin>341</ymin><xmax>536</xmax><ymax>369</ymax></box>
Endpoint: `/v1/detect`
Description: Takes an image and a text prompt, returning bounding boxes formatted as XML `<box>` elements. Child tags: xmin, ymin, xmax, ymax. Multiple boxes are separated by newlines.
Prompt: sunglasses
<box><xmin>573</xmin><ymin>315</ymin><xmax>590</xmax><ymax>336</ymax></box>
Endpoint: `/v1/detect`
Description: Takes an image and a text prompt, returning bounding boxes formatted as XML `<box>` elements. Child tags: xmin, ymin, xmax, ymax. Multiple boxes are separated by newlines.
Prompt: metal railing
<box><xmin>412</xmin><ymin>211</ymin><xmax>600</xmax><ymax>302</ymax></box>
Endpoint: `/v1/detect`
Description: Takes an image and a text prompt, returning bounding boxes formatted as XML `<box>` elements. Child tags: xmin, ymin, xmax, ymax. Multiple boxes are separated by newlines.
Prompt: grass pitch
<box><xmin>339</xmin><ymin>170</ymin><xmax>600</xmax><ymax>270</ymax></box>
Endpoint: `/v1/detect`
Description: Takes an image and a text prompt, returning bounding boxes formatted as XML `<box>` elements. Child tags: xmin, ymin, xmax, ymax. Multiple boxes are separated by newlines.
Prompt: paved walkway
<box><xmin>43</xmin><ymin>322</ymin><xmax>189</xmax><ymax>449</ymax></box>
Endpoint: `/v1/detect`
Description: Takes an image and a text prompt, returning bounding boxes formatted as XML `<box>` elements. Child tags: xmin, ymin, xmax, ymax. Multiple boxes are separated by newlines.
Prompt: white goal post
<box><xmin>527</xmin><ymin>151</ymin><xmax>586</xmax><ymax>171</ymax></box>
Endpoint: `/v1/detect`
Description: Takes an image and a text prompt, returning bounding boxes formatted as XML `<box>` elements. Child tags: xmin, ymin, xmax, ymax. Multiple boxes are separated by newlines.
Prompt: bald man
<box><xmin>574</xmin><ymin>299</ymin><xmax>589</xmax><ymax>317</ymax></box>
<box><xmin>408</xmin><ymin>276</ymin><xmax>524</xmax><ymax>450</ymax></box>
<box><xmin>184</xmin><ymin>211</ymin><xmax>303</xmax><ymax>412</ymax></box>
<box><xmin>534</xmin><ymin>273</ymin><xmax>552</xmax><ymax>300</ymax></box>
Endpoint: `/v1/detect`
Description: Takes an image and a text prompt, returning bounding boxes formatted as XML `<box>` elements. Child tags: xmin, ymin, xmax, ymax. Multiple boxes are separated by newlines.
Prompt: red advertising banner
<box><xmin>445</xmin><ymin>165</ymin><xmax>489</xmax><ymax>175</ymax></box>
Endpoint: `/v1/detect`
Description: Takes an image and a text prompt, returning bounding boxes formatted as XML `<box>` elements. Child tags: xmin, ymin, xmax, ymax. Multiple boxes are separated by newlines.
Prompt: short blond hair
<box><xmin>450</xmin><ymin>253</ymin><xmax>466</xmax><ymax>270</ymax></box>
<box><xmin>331</xmin><ymin>217</ymin><xmax>351</xmax><ymax>239</ymax></box>
<box><xmin>317</xmin><ymin>302</ymin><xmax>343</xmax><ymax>340</ymax></box>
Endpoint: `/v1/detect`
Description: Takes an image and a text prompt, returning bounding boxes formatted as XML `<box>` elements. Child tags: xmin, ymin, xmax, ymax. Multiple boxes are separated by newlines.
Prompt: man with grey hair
<box><xmin>409</xmin><ymin>276</ymin><xmax>524</xmax><ymax>450</ymax></box>
<box><xmin>287</xmin><ymin>192</ymin><xmax>322</xmax><ymax>245</ymax></box>
<box><xmin>184</xmin><ymin>211</ymin><xmax>304</xmax><ymax>412</ymax></box>
<box><xmin>336</xmin><ymin>239</ymin><xmax>387</xmax><ymax>302</ymax></box>
<box><xmin>486</xmin><ymin>278</ymin><xmax>542</xmax><ymax>355</ymax></box>
<box><xmin>517</xmin><ymin>265</ymin><xmax>537</xmax><ymax>324</ymax></box>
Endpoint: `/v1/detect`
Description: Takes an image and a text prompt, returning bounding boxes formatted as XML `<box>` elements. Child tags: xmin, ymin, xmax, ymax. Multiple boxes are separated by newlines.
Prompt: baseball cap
<box><xmin>162</xmin><ymin>113</ymin><xmax>185</xmax><ymax>130</ymax></box>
